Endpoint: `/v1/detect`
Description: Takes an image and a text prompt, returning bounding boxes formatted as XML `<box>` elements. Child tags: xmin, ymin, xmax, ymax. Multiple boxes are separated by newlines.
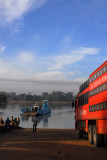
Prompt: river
<box><xmin>0</xmin><ymin>103</ymin><xmax>75</xmax><ymax>129</ymax></box>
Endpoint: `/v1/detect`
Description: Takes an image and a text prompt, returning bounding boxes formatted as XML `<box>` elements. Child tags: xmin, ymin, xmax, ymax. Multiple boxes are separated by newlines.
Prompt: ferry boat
<box><xmin>21</xmin><ymin>100</ymin><xmax>51</xmax><ymax>116</ymax></box>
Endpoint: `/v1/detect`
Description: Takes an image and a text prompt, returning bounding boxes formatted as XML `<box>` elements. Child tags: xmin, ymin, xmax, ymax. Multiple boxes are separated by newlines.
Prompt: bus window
<box><xmin>89</xmin><ymin>77</ymin><xmax>92</xmax><ymax>83</ymax></box>
<box><xmin>89</xmin><ymin>106</ymin><xmax>91</xmax><ymax>112</ymax></box>
<box><xmin>94</xmin><ymin>73</ymin><xmax>96</xmax><ymax>80</ymax></box>
<box><xmin>99</xmin><ymin>85</ymin><xmax>102</xmax><ymax>93</ymax></box>
<box><xmin>100</xmin><ymin>68</ymin><xmax>102</xmax><ymax>76</ymax></box>
<box><xmin>91</xmin><ymin>90</ymin><xmax>93</xmax><ymax>96</ymax></box>
<box><xmin>92</xmin><ymin>76</ymin><xmax>94</xmax><ymax>82</ymax></box>
<box><xmin>103</xmin><ymin>83</ymin><xmax>105</xmax><ymax>91</ymax></box>
<box><xmin>100</xmin><ymin>103</ymin><xmax>103</xmax><ymax>110</ymax></box>
<box><xmin>89</xmin><ymin>91</ymin><xmax>91</xmax><ymax>97</ymax></box>
<box><xmin>94</xmin><ymin>105</ymin><xmax>96</xmax><ymax>111</ymax></box>
<box><xmin>103</xmin><ymin>102</ymin><xmax>106</xmax><ymax>110</ymax></box>
<box><xmin>86</xmin><ymin>92</ymin><xmax>89</xmax><ymax>103</ymax></box>
<box><xmin>97</xmin><ymin>104</ymin><xmax>99</xmax><ymax>111</ymax></box>
<box><xmin>103</xmin><ymin>65</ymin><xmax>106</xmax><ymax>74</ymax></box>
<box><xmin>96</xmin><ymin>87</ymin><xmax>99</xmax><ymax>94</ymax></box>
<box><xmin>97</xmin><ymin>71</ymin><xmax>99</xmax><ymax>78</ymax></box>
<box><xmin>94</xmin><ymin>89</ymin><xmax>96</xmax><ymax>95</ymax></box>
<box><xmin>92</xmin><ymin>105</ymin><xmax>94</xmax><ymax>112</ymax></box>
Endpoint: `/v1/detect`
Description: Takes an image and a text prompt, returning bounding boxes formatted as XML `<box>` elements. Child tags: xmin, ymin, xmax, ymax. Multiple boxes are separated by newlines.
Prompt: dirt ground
<box><xmin>0</xmin><ymin>128</ymin><xmax>107</xmax><ymax>160</ymax></box>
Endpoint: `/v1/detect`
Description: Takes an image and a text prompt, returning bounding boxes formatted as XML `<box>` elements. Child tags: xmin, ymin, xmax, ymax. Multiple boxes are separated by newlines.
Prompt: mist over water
<box><xmin>0</xmin><ymin>103</ymin><xmax>75</xmax><ymax>129</ymax></box>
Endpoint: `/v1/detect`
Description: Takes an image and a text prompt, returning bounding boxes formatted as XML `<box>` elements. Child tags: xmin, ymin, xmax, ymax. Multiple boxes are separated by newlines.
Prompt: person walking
<box><xmin>33</xmin><ymin>118</ymin><xmax>38</xmax><ymax>132</ymax></box>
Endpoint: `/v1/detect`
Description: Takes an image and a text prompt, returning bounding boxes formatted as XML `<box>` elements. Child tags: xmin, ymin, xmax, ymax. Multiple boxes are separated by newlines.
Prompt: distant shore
<box><xmin>0</xmin><ymin>128</ymin><xmax>106</xmax><ymax>160</ymax></box>
<box><xmin>7</xmin><ymin>100</ymin><xmax>72</xmax><ymax>105</ymax></box>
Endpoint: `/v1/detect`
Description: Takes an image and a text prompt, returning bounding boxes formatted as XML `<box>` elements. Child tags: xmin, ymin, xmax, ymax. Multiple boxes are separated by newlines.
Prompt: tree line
<box><xmin>0</xmin><ymin>92</ymin><xmax>7</xmax><ymax>105</ymax></box>
<box><xmin>0</xmin><ymin>91</ymin><xmax>74</xmax><ymax>102</ymax></box>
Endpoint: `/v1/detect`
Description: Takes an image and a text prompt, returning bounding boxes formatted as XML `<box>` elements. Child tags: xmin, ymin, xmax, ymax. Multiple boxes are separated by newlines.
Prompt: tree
<box><xmin>42</xmin><ymin>92</ymin><xmax>49</xmax><ymax>100</ymax></box>
<box><xmin>0</xmin><ymin>92</ymin><xmax>7</xmax><ymax>105</ymax></box>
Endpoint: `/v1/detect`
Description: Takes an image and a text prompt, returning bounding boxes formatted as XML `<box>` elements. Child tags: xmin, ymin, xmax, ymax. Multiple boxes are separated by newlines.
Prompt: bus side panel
<box><xmin>97</xmin><ymin>120</ymin><xmax>107</xmax><ymax>134</ymax></box>
<box><xmin>85</xmin><ymin>120</ymin><xmax>88</xmax><ymax>133</ymax></box>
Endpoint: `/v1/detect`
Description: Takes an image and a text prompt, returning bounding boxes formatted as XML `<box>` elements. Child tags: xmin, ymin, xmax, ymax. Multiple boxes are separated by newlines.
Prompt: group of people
<box><xmin>0</xmin><ymin>116</ymin><xmax>20</xmax><ymax>131</ymax></box>
<box><xmin>10</xmin><ymin>116</ymin><xmax>20</xmax><ymax>128</ymax></box>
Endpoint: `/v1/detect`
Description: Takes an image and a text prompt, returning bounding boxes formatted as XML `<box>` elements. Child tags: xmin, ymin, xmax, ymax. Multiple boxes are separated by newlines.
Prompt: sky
<box><xmin>0</xmin><ymin>0</ymin><xmax>106</xmax><ymax>95</ymax></box>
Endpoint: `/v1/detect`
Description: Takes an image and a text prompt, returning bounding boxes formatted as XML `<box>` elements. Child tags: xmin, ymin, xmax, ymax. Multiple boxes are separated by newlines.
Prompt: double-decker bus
<box><xmin>73</xmin><ymin>60</ymin><xmax>107</xmax><ymax>147</ymax></box>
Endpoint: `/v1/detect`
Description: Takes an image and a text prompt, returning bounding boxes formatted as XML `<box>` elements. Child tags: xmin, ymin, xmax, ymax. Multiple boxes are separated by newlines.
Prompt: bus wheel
<box><xmin>88</xmin><ymin>126</ymin><xmax>93</xmax><ymax>144</ymax></box>
<box><xmin>93</xmin><ymin>126</ymin><xmax>103</xmax><ymax>147</ymax></box>
<box><xmin>104</xmin><ymin>134</ymin><xmax>107</xmax><ymax>147</ymax></box>
<box><xmin>77</xmin><ymin>129</ymin><xmax>83</xmax><ymax>138</ymax></box>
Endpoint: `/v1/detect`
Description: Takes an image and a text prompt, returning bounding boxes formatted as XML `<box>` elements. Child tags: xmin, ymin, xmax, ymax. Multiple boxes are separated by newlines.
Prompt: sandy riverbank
<box><xmin>0</xmin><ymin>128</ymin><xmax>106</xmax><ymax>160</ymax></box>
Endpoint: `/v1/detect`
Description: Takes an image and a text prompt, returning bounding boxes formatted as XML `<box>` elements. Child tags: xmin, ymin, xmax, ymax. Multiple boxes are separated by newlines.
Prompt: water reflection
<box><xmin>21</xmin><ymin>116</ymin><xmax>30</xmax><ymax>121</ymax></box>
<box><xmin>32</xmin><ymin>113</ymin><xmax>51</xmax><ymax>128</ymax></box>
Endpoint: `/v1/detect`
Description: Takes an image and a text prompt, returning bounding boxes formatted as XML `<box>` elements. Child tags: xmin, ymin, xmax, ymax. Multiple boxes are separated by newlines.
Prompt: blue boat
<box><xmin>21</xmin><ymin>100</ymin><xmax>51</xmax><ymax>116</ymax></box>
<box><xmin>36</xmin><ymin>100</ymin><xmax>51</xmax><ymax>115</ymax></box>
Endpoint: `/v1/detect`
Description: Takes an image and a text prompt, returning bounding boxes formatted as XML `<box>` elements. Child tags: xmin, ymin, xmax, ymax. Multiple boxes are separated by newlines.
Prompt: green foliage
<box><xmin>0</xmin><ymin>92</ymin><xmax>7</xmax><ymax>104</ymax></box>
<box><xmin>48</xmin><ymin>91</ymin><xmax>73</xmax><ymax>101</ymax></box>
<box><xmin>6</xmin><ymin>91</ymin><xmax>73</xmax><ymax>102</ymax></box>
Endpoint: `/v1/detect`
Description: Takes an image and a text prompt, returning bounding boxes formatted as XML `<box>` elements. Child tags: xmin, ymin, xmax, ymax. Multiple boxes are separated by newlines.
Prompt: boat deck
<box><xmin>29</xmin><ymin>111</ymin><xmax>38</xmax><ymax>116</ymax></box>
<box><xmin>21</xmin><ymin>112</ymin><xmax>30</xmax><ymax>116</ymax></box>
<box><xmin>21</xmin><ymin>111</ymin><xmax>38</xmax><ymax>116</ymax></box>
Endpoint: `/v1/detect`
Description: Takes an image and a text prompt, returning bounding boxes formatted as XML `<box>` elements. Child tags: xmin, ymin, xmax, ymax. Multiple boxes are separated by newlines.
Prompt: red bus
<box><xmin>73</xmin><ymin>60</ymin><xmax>107</xmax><ymax>147</ymax></box>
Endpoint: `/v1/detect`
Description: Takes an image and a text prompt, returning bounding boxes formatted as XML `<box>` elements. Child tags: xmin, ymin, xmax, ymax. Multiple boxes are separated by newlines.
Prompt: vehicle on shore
<box><xmin>21</xmin><ymin>100</ymin><xmax>51</xmax><ymax>116</ymax></box>
<box><xmin>72</xmin><ymin>60</ymin><xmax>107</xmax><ymax>147</ymax></box>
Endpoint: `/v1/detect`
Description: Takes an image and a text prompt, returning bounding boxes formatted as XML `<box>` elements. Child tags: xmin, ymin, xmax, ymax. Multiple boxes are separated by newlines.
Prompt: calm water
<box><xmin>0</xmin><ymin>103</ymin><xmax>75</xmax><ymax>129</ymax></box>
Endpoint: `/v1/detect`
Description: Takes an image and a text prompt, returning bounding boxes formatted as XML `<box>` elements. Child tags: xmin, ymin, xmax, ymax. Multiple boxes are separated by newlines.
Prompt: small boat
<box><xmin>21</xmin><ymin>100</ymin><xmax>51</xmax><ymax>116</ymax></box>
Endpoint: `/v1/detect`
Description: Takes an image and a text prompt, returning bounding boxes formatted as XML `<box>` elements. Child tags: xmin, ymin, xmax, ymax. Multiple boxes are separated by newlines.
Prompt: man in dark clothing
<box><xmin>33</xmin><ymin>118</ymin><xmax>38</xmax><ymax>132</ymax></box>
<box><xmin>5</xmin><ymin>117</ymin><xmax>11</xmax><ymax>130</ymax></box>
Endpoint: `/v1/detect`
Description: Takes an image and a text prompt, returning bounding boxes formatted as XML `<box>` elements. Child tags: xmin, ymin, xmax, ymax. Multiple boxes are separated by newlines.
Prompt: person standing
<box><xmin>33</xmin><ymin>118</ymin><xmax>38</xmax><ymax>132</ymax></box>
<box><xmin>5</xmin><ymin>117</ymin><xmax>11</xmax><ymax>131</ymax></box>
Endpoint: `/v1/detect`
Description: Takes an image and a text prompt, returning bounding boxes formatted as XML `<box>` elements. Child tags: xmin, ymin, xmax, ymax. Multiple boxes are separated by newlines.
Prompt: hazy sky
<box><xmin>0</xmin><ymin>0</ymin><xmax>106</xmax><ymax>95</ymax></box>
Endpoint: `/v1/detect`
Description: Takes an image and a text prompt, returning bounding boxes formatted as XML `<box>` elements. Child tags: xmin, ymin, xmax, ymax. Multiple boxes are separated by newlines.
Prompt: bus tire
<box><xmin>77</xmin><ymin>130</ymin><xmax>83</xmax><ymax>138</ymax></box>
<box><xmin>93</xmin><ymin>126</ymin><xmax>103</xmax><ymax>147</ymax></box>
<box><xmin>104</xmin><ymin>134</ymin><xmax>107</xmax><ymax>147</ymax></box>
<box><xmin>88</xmin><ymin>125</ymin><xmax>93</xmax><ymax>144</ymax></box>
